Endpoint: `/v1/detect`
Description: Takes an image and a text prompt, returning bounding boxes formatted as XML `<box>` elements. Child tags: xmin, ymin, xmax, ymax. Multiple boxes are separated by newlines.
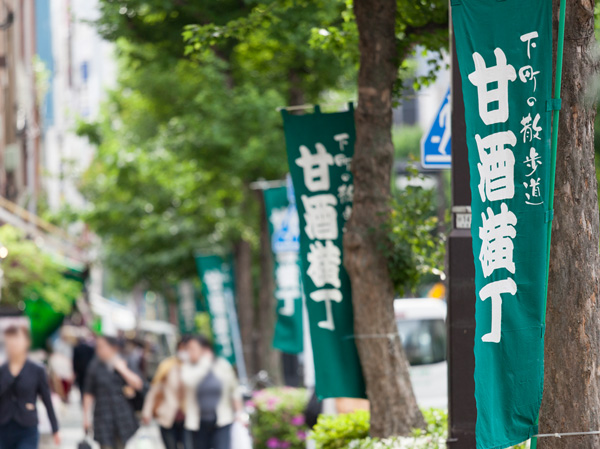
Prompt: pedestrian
<box><xmin>48</xmin><ymin>350</ymin><xmax>74</xmax><ymax>403</ymax></box>
<box><xmin>123</xmin><ymin>338</ymin><xmax>144</xmax><ymax>376</ymax></box>
<box><xmin>72</xmin><ymin>334</ymin><xmax>95</xmax><ymax>398</ymax></box>
<box><xmin>82</xmin><ymin>335</ymin><xmax>144</xmax><ymax>449</ymax></box>
<box><xmin>141</xmin><ymin>337</ymin><xmax>190</xmax><ymax>449</ymax></box>
<box><xmin>50</xmin><ymin>327</ymin><xmax>76</xmax><ymax>402</ymax></box>
<box><xmin>0</xmin><ymin>325</ymin><xmax>60</xmax><ymax>449</ymax></box>
<box><xmin>182</xmin><ymin>335</ymin><xmax>246</xmax><ymax>449</ymax></box>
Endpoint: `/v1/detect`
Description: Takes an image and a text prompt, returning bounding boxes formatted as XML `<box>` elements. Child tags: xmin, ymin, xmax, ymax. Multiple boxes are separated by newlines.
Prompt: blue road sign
<box><xmin>421</xmin><ymin>88</ymin><xmax>451</xmax><ymax>169</ymax></box>
<box><xmin>272</xmin><ymin>175</ymin><xmax>300</xmax><ymax>254</ymax></box>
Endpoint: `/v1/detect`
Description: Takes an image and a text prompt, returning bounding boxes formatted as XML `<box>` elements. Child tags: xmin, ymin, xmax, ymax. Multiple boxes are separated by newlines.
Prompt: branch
<box><xmin>577</xmin><ymin>0</ymin><xmax>594</xmax><ymax>18</ymax></box>
<box><xmin>398</xmin><ymin>20</ymin><xmax>448</xmax><ymax>60</ymax></box>
<box><xmin>403</xmin><ymin>20</ymin><xmax>448</xmax><ymax>38</ymax></box>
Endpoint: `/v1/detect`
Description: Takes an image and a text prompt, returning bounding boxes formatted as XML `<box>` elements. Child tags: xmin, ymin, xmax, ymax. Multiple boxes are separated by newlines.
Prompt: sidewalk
<box><xmin>39</xmin><ymin>392</ymin><xmax>162</xmax><ymax>449</ymax></box>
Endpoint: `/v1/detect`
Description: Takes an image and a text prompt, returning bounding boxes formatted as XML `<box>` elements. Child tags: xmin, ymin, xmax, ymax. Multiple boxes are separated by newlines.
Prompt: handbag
<box><xmin>231</xmin><ymin>421</ymin><xmax>253</xmax><ymax>449</ymax></box>
<box><xmin>132</xmin><ymin>427</ymin><xmax>158</xmax><ymax>449</ymax></box>
<box><xmin>77</xmin><ymin>435</ymin><xmax>93</xmax><ymax>449</ymax></box>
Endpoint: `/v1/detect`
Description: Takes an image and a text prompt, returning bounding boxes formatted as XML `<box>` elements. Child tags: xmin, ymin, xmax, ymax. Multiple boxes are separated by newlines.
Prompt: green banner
<box><xmin>264</xmin><ymin>183</ymin><xmax>304</xmax><ymax>355</ymax></box>
<box><xmin>282</xmin><ymin>104</ymin><xmax>365</xmax><ymax>399</ymax></box>
<box><xmin>453</xmin><ymin>1</ymin><xmax>553</xmax><ymax>448</ymax></box>
<box><xmin>177</xmin><ymin>281</ymin><xmax>199</xmax><ymax>334</ymax></box>
<box><xmin>25</xmin><ymin>300</ymin><xmax>65</xmax><ymax>349</ymax></box>
<box><xmin>194</xmin><ymin>254</ymin><xmax>237</xmax><ymax>365</ymax></box>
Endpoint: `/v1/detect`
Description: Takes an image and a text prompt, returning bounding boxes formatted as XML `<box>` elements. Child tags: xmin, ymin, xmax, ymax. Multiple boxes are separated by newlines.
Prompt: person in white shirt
<box><xmin>181</xmin><ymin>335</ymin><xmax>245</xmax><ymax>449</ymax></box>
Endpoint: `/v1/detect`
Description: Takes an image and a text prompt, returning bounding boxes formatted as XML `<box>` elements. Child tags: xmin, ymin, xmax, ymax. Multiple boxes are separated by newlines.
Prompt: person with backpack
<box><xmin>82</xmin><ymin>335</ymin><xmax>145</xmax><ymax>449</ymax></box>
<box><xmin>0</xmin><ymin>325</ymin><xmax>60</xmax><ymax>449</ymax></box>
<box><xmin>141</xmin><ymin>337</ymin><xmax>189</xmax><ymax>449</ymax></box>
<box><xmin>181</xmin><ymin>335</ymin><xmax>245</xmax><ymax>449</ymax></box>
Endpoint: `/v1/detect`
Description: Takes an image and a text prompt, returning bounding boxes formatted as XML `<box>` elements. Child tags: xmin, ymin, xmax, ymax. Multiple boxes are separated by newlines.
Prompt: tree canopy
<box><xmin>79</xmin><ymin>0</ymin><xmax>354</xmax><ymax>289</ymax></box>
<box><xmin>77</xmin><ymin>0</ymin><xmax>451</xmax><ymax>291</ymax></box>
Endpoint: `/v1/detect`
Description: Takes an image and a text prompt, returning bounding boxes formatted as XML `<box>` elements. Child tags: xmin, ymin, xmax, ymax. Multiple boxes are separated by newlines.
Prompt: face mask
<box><xmin>177</xmin><ymin>350</ymin><xmax>189</xmax><ymax>362</ymax></box>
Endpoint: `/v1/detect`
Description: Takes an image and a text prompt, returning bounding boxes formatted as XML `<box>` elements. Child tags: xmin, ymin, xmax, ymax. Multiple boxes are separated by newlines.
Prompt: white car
<box><xmin>394</xmin><ymin>298</ymin><xmax>447</xmax><ymax>409</ymax></box>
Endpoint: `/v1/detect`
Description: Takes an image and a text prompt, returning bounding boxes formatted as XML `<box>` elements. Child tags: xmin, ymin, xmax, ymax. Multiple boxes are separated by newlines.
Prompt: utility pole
<box><xmin>447</xmin><ymin>15</ymin><xmax>477</xmax><ymax>448</ymax></box>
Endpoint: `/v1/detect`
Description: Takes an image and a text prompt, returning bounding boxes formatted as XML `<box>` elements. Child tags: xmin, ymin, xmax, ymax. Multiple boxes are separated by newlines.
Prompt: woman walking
<box><xmin>0</xmin><ymin>325</ymin><xmax>60</xmax><ymax>449</ymax></box>
<box><xmin>142</xmin><ymin>338</ymin><xmax>189</xmax><ymax>449</ymax></box>
<box><xmin>82</xmin><ymin>335</ymin><xmax>144</xmax><ymax>449</ymax></box>
<box><xmin>182</xmin><ymin>335</ymin><xmax>245</xmax><ymax>449</ymax></box>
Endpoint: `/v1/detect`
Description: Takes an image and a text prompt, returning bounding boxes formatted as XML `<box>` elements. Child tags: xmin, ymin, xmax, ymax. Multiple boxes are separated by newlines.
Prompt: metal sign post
<box><xmin>224</xmin><ymin>284</ymin><xmax>248</xmax><ymax>387</ymax></box>
<box><xmin>447</xmin><ymin>19</ymin><xmax>477</xmax><ymax>448</ymax></box>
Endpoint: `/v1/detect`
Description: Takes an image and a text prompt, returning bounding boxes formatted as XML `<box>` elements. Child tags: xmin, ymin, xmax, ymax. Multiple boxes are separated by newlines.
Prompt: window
<box><xmin>397</xmin><ymin>319</ymin><xmax>447</xmax><ymax>366</ymax></box>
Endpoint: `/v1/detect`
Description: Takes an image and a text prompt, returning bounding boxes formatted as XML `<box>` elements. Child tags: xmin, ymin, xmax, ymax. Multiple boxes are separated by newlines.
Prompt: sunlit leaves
<box><xmin>380</xmin><ymin>168</ymin><xmax>447</xmax><ymax>296</ymax></box>
<box><xmin>0</xmin><ymin>225</ymin><xmax>81</xmax><ymax>314</ymax></box>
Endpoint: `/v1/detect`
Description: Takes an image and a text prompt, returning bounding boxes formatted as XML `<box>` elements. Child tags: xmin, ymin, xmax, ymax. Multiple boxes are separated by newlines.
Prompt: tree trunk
<box><xmin>234</xmin><ymin>239</ymin><xmax>256</xmax><ymax>376</ymax></box>
<box><xmin>255</xmin><ymin>193</ymin><xmax>282</xmax><ymax>383</ymax></box>
<box><xmin>344</xmin><ymin>0</ymin><xmax>425</xmax><ymax>437</ymax></box>
<box><xmin>539</xmin><ymin>1</ymin><xmax>600</xmax><ymax>447</ymax></box>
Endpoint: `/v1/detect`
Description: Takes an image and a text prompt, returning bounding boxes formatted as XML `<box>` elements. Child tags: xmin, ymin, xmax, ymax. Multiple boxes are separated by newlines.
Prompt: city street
<box><xmin>0</xmin><ymin>1</ymin><xmax>597</xmax><ymax>449</ymax></box>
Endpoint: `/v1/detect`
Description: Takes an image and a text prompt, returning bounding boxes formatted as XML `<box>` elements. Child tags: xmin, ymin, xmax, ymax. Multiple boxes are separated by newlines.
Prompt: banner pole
<box><xmin>544</xmin><ymin>0</ymin><xmax>567</xmax><ymax>318</ymax></box>
<box><xmin>225</xmin><ymin>285</ymin><xmax>248</xmax><ymax>386</ymax></box>
<box><xmin>533</xmin><ymin>1</ymin><xmax>566</xmax><ymax>448</ymax></box>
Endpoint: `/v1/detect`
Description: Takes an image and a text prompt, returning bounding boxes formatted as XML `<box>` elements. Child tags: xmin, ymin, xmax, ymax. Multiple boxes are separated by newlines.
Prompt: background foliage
<box><xmin>382</xmin><ymin>169</ymin><xmax>447</xmax><ymax>296</ymax></box>
<box><xmin>0</xmin><ymin>225</ymin><xmax>81</xmax><ymax>314</ymax></box>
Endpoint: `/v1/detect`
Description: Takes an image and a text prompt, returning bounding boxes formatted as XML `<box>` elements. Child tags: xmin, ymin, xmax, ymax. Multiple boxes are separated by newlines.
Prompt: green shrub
<box><xmin>312</xmin><ymin>409</ymin><xmax>529</xmax><ymax>449</ymax></box>
<box><xmin>312</xmin><ymin>410</ymin><xmax>371</xmax><ymax>449</ymax></box>
<box><xmin>248</xmin><ymin>387</ymin><xmax>309</xmax><ymax>449</ymax></box>
<box><xmin>312</xmin><ymin>409</ymin><xmax>447</xmax><ymax>449</ymax></box>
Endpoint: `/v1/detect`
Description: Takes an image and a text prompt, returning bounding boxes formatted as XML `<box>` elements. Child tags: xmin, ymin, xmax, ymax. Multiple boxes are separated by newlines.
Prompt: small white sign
<box><xmin>456</xmin><ymin>213</ymin><xmax>472</xmax><ymax>230</ymax></box>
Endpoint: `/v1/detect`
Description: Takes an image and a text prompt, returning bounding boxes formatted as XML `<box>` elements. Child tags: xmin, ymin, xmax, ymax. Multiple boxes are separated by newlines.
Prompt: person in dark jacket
<box><xmin>72</xmin><ymin>336</ymin><xmax>95</xmax><ymax>396</ymax></box>
<box><xmin>0</xmin><ymin>325</ymin><xmax>60</xmax><ymax>449</ymax></box>
<box><xmin>83</xmin><ymin>335</ymin><xmax>144</xmax><ymax>449</ymax></box>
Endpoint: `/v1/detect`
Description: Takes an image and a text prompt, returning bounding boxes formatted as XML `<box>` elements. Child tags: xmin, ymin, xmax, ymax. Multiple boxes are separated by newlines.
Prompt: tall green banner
<box><xmin>453</xmin><ymin>1</ymin><xmax>553</xmax><ymax>448</ymax></box>
<box><xmin>194</xmin><ymin>254</ymin><xmax>237</xmax><ymax>365</ymax></box>
<box><xmin>282</xmin><ymin>104</ymin><xmax>365</xmax><ymax>399</ymax></box>
<box><xmin>264</xmin><ymin>182</ymin><xmax>304</xmax><ymax>354</ymax></box>
<box><xmin>177</xmin><ymin>280</ymin><xmax>199</xmax><ymax>334</ymax></box>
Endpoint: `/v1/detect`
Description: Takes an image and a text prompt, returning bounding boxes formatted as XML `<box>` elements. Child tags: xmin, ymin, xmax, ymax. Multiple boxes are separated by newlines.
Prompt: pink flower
<box><xmin>297</xmin><ymin>430</ymin><xmax>307</xmax><ymax>441</ymax></box>
<box><xmin>290</xmin><ymin>414</ymin><xmax>305</xmax><ymax>426</ymax></box>
<box><xmin>266</xmin><ymin>397</ymin><xmax>280</xmax><ymax>410</ymax></box>
<box><xmin>280</xmin><ymin>442</ymin><xmax>291</xmax><ymax>449</ymax></box>
<box><xmin>266</xmin><ymin>438</ymin><xmax>280</xmax><ymax>448</ymax></box>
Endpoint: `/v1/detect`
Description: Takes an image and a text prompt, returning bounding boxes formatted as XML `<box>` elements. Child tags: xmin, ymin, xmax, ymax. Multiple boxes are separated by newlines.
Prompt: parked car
<box><xmin>394</xmin><ymin>298</ymin><xmax>447</xmax><ymax>409</ymax></box>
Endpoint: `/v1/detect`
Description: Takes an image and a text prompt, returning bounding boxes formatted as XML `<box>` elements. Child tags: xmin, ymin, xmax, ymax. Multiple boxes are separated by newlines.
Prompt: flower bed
<box><xmin>248</xmin><ymin>387</ymin><xmax>309</xmax><ymax>449</ymax></box>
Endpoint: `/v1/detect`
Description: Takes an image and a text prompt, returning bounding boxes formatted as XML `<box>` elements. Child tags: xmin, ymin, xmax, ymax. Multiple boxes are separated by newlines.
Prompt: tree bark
<box><xmin>539</xmin><ymin>1</ymin><xmax>600</xmax><ymax>447</ymax></box>
<box><xmin>234</xmin><ymin>239</ymin><xmax>256</xmax><ymax>376</ymax></box>
<box><xmin>344</xmin><ymin>0</ymin><xmax>425</xmax><ymax>438</ymax></box>
<box><xmin>255</xmin><ymin>193</ymin><xmax>283</xmax><ymax>383</ymax></box>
